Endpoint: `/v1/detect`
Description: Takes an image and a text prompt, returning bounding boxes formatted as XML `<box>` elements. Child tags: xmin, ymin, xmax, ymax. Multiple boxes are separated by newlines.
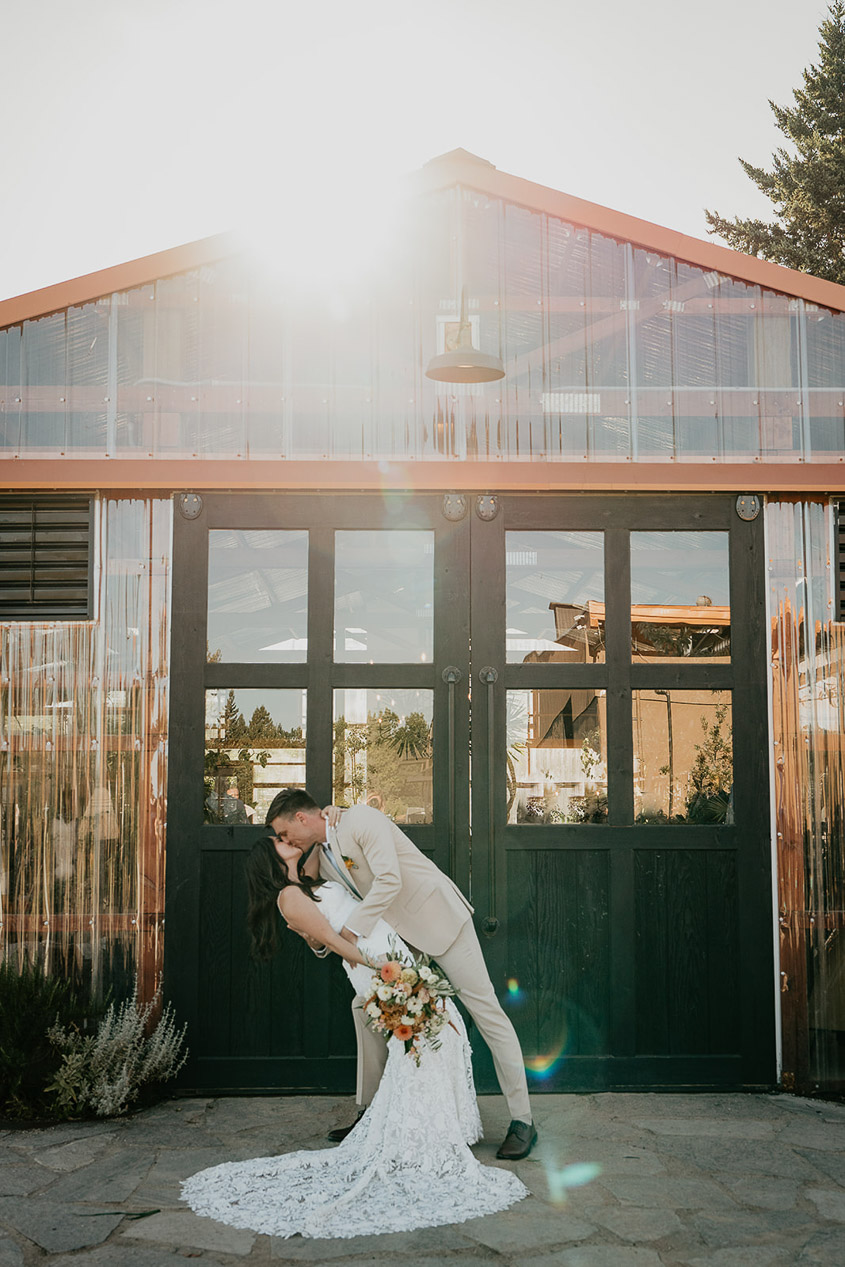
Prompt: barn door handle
<box><xmin>478</xmin><ymin>666</ymin><xmax>499</xmax><ymax>936</ymax></box>
<box><xmin>442</xmin><ymin>667</ymin><xmax>462</xmax><ymax>878</ymax></box>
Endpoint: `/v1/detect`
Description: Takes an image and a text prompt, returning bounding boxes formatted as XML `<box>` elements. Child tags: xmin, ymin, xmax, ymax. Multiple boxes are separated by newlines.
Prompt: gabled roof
<box><xmin>416</xmin><ymin>150</ymin><xmax>845</xmax><ymax>312</ymax></box>
<box><xmin>2</xmin><ymin>150</ymin><xmax>845</xmax><ymax>329</ymax></box>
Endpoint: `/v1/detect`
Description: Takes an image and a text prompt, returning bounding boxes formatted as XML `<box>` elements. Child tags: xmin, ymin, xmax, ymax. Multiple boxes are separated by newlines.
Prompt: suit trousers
<box><xmin>351</xmin><ymin>919</ymin><xmax>532</xmax><ymax>1124</ymax></box>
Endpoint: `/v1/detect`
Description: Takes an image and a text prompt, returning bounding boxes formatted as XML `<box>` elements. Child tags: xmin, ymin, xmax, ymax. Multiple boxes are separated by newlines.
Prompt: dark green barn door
<box><xmin>167</xmin><ymin>491</ymin><xmax>774</xmax><ymax>1093</ymax></box>
<box><xmin>470</xmin><ymin>494</ymin><xmax>774</xmax><ymax>1090</ymax></box>
<box><xmin>167</xmin><ymin>493</ymin><xmax>470</xmax><ymax>1092</ymax></box>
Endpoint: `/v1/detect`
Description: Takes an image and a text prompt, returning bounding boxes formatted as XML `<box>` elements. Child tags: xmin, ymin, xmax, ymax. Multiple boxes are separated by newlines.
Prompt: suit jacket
<box><xmin>320</xmin><ymin>804</ymin><xmax>473</xmax><ymax>957</ymax></box>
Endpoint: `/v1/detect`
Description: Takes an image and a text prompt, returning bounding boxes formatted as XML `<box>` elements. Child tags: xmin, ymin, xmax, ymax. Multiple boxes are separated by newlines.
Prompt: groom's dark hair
<box><xmin>264</xmin><ymin>787</ymin><xmax>319</xmax><ymax>826</ymax></box>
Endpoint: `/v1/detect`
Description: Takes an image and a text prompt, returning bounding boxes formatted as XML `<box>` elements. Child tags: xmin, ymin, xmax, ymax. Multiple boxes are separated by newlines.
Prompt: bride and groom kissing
<box><xmin>181</xmin><ymin>787</ymin><xmax>536</xmax><ymax>1240</ymax></box>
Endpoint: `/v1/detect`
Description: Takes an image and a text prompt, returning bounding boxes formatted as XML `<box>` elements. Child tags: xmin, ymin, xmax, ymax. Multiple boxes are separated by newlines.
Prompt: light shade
<box><xmin>425</xmin><ymin>317</ymin><xmax>505</xmax><ymax>383</ymax></box>
<box><xmin>425</xmin><ymin>348</ymin><xmax>506</xmax><ymax>383</ymax></box>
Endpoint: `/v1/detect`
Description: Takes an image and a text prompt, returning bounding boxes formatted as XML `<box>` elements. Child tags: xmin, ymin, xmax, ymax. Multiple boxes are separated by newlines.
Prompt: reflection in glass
<box><xmin>506</xmin><ymin>531</ymin><xmax>605</xmax><ymax>664</ymax></box>
<box><xmin>204</xmin><ymin>689</ymin><xmax>306</xmax><ymax>824</ymax></box>
<box><xmin>0</xmin><ymin>498</ymin><xmax>171</xmax><ymax>1004</ymax></box>
<box><xmin>630</xmin><ymin>531</ymin><xmax>730</xmax><ymax>661</ymax></box>
<box><xmin>633</xmin><ymin>689</ymin><xmax>732</xmax><ymax>824</ymax></box>
<box><xmin>768</xmin><ymin>499</ymin><xmax>845</xmax><ymax>1088</ymax></box>
<box><xmin>207</xmin><ymin>530</ymin><xmax>308</xmax><ymax>663</ymax></box>
<box><xmin>334</xmin><ymin>532</ymin><xmax>433</xmax><ymax>663</ymax></box>
<box><xmin>507</xmin><ymin>689</ymin><xmax>607</xmax><ymax>824</ymax></box>
<box><xmin>333</xmin><ymin>689</ymin><xmax>432</xmax><ymax>823</ymax></box>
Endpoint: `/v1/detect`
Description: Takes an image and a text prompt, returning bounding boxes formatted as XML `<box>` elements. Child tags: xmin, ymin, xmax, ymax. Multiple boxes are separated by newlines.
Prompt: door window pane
<box><xmin>630</xmin><ymin>531</ymin><xmax>730</xmax><ymax>661</ymax></box>
<box><xmin>333</xmin><ymin>688</ymin><xmax>433</xmax><ymax>823</ymax></box>
<box><xmin>633</xmin><ymin>689</ymin><xmax>733</xmax><ymax>824</ymax></box>
<box><xmin>334</xmin><ymin>531</ymin><xmax>433</xmax><ymax>663</ymax></box>
<box><xmin>204</xmin><ymin>688</ymin><xmax>306</xmax><ymax>824</ymax></box>
<box><xmin>507</xmin><ymin>688</ymin><xmax>608</xmax><ymax>823</ymax></box>
<box><xmin>506</xmin><ymin>531</ymin><xmax>605</xmax><ymax>664</ymax></box>
<box><xmin>207</xmin><ymin>530</ymin><xmax>308</xmax><ymax>663</ymax></box>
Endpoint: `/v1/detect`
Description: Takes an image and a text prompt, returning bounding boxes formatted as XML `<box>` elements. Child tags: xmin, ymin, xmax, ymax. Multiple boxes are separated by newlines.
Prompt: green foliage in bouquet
<box><xmin>47</xmin><ymin>987</ymin><xmax>188</xmax><ymax>1118</ymax></box>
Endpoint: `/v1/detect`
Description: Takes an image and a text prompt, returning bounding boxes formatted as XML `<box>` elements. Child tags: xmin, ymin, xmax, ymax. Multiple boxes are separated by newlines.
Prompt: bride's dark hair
<box><xmin>245</xmin><ymin>836</ymin><xmax>322</xmax><ymax>961</ymax></box>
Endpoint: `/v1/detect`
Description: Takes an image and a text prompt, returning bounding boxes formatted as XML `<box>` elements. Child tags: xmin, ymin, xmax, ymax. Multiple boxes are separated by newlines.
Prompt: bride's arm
<box><xmin>278</xmin><ymin>888</ymin><xmax>371</xmax><ymax>968</ymax></box>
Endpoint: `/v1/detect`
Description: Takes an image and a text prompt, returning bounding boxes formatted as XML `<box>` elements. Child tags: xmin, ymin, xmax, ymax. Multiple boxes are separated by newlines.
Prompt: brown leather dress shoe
<box><xmin>496</xmin><ymin>1119</ymin><xmax>538</xmax><ymax>1160</ymax></box>
<box><xmin>327</xmin><ymin>1109</ymin><xmax>365</xmax><ymax>1142</ymax></box>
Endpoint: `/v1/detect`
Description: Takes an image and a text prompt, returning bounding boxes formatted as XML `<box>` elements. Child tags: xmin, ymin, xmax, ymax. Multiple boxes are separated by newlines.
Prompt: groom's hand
<box><xmin>295</xmin><ymin>930</ymin><xmax>330</xmax><ymax>958</ymax></box>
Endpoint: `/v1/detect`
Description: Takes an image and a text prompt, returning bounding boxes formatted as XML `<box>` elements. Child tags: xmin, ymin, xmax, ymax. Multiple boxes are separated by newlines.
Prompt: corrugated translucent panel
<box><xmin>0</xmin><ymin>498</ymin><xmax>171</xmax><ymax>1004</ymax></box>
<box><xmin>768</xmin><ymin>499</ymin><xmax>845</xmax><ymax>1090</ymax></box>
<box><xmin>2</xmin><ymin>188</ymin><xmax>845</xmax><ymax>463</ymax></box>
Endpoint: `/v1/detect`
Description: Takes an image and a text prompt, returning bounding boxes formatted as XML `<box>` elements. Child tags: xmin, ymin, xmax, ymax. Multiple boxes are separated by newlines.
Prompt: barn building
<box><xmin>1</xmin><ymin>149</ymin><xmax>843</xmax><ymax>1096</ymax></box>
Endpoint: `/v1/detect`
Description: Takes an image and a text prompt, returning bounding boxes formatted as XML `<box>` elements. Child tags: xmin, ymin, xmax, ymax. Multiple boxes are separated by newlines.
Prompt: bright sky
<box><xmin>0</xmin><ymin>0</ymin><xmax>831</xmax><ymax>302</ymax></box>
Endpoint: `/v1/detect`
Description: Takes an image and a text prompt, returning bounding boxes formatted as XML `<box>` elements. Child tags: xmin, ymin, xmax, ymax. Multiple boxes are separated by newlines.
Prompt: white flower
<box><xmin>366</xmin><ymin>1002</ymin><xmax>381</xmax><ymax>1019</ymax></box>
<box><xmin>418</xmin><ymin>966</ymin><xmax>433</xmax><ymax>981</ymax></box>
<box><xmin>406</xmin><ymin>998</ymin><xmax>423</xmax><ymax>1014</ymax></box>
<box><xmin>400</xmin><ymin>1015</ymin><xmax>413</xmax><ymax>1026</ymax></box>
<box><xmin>377</xmin><ymin>985</ymin><xmax>393</xmax><ymax>1001</ymax></box>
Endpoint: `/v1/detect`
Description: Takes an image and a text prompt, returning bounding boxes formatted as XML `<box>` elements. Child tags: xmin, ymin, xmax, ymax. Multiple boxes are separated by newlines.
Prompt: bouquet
<box><xmin>362</xmin><ymin>948</ymin><xmax>457</xmax><ymax>1066</ymax></box>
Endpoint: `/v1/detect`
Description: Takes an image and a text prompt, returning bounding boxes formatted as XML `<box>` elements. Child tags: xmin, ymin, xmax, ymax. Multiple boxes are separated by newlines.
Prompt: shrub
<box><xmin>0</xmin><ymin>957</ymin><xmax>102</xmax><ymax>1119</ymax></box>
<box><xmin>47</xmin><ymin>986</ymin><xmax>188</xmax><ymax>1117</ymax></box>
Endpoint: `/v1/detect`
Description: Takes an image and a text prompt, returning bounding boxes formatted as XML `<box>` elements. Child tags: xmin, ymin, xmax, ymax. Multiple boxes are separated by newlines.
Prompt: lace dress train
<box><xmin>180</xmin><ymin>881</ymin><xmax>528</xmax><ymax>1239</ymax></box>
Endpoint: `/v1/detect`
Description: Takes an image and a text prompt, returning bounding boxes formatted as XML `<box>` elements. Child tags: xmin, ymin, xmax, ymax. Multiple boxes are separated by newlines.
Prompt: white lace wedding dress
<box><xmin>181</xmin><ymin>881</ymin><xmax>528</xmax><ymax>1239</ymax></box>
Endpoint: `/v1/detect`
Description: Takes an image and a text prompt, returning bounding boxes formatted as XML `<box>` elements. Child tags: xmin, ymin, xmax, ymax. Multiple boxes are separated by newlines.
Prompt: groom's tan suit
<box><xmin>319</xmin><ymin>804</ymin><xmax>531</xmax><ymax>1122</ymax></box>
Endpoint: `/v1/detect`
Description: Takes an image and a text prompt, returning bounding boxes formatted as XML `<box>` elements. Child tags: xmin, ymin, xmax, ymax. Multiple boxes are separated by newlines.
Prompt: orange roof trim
<box><xmin>0</xmin><ymin>233</ymin><xmax>238</xmax><ymax>330</ymax></box>
<box><xmin>416</xmin><ymin>150</ymin><xmax>845</xmax><ymax>313</ymax></box>
<box><xmin>2</xmin><ymin>149</ymin><xmax>845</xmax><ymax>329</ymax></box>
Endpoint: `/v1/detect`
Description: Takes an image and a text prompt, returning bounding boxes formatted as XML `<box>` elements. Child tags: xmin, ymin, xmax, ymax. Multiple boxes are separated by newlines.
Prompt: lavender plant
<box><xmin>47</xmin><ymin>986</ymin><xmax>188</xmax><ymax>1117</ymax></box>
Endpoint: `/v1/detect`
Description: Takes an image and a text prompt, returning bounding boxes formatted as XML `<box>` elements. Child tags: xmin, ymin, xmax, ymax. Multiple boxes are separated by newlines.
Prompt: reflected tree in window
<box><xmin>686</xmin><ymin>702</ymin><xmax>733</xmax><ymax>824</ymax></box>
<box><xmin>633</xmin><ymin>690</ymin><xmax>733</xmax><ymax>824</ymax></box>
<box><xmin>333</xmin><ymin>708</ymin><xmax>433</xmax><ymax>823</ymax></box>
<box><xmin>204</xmin><ymin>689</ymin><xmax>306</xmax><ymax>824</ymax></box>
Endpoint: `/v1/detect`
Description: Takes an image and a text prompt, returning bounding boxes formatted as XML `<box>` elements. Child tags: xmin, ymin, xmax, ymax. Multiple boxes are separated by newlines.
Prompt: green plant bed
<box><xmin>0</xmin><ymin>957</ymin><xmax>107</xmax><ymax>1120</ymax></box>
<box><xmin>0</xmin><ymin>961</ymin><xmax>188</xmax><ymax>1122</ymax></box>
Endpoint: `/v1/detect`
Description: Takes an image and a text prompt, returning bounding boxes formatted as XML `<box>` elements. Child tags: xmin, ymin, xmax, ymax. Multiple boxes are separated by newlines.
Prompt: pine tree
<box><xmin>221</xmin><ymin>690</ymin><xmax>247</xmax><ymax>745</ymax></box>
<box><xmin>247</xmin><ymin>705</ymin><xmax>281</xmax><ymax>744</ymax></box>
<box><xmin>705</xmin><ymin>2</ymin><xmax>845</xmax><ymax>284</ymax></box>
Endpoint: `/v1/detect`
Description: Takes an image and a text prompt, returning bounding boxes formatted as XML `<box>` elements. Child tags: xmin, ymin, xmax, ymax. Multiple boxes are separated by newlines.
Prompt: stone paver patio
<box><xmin>0</xmin><ymin>1092</ymin><xmax>844</xmax><ymax>1265</ymax></box>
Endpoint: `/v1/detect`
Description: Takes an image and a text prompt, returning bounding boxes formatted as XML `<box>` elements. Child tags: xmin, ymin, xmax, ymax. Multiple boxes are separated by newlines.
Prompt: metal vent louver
<box><xmin>0</xmin><ymin>497</ymin><xmax>92</xmax><ymax>619</ymax></box>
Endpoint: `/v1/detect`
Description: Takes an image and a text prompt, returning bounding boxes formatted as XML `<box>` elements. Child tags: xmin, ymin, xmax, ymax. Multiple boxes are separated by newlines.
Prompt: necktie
<box><xmin>321</xmin><ymin>842</ymin><xmax>362</xmax><ymax>898</ymax></box>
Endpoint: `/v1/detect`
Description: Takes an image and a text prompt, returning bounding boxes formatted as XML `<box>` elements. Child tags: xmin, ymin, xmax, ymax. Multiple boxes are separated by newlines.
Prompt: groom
<box><xmin>265</xmin><ymin>788</ymin><xmax>536</xmax><ymax>1161</ymax></box>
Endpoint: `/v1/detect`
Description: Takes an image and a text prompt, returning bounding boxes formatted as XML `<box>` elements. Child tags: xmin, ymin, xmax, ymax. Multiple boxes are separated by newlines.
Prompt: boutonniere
<box><xmin>342</xmin><ymin>854</ymin><xmax>358</xmax><ymax>871</ymax></box>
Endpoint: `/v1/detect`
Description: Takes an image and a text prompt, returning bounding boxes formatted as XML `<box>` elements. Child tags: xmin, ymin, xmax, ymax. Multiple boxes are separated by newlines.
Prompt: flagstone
<box><xmin>122</xmin><ymin>1209</ymin><xmax>254</xmax><ymax>1255</ymax></box>
<box><xmin>0</xmin><ymin>1197</ymin><xmax>123</xmax><ymax>1253</ymax></box>
<box><xmin>592</xmin><ymin>1206</ymin><xmax>684</xmax><ymax>1241</ymax></box>
<box><xmin>269</xmin><ymin>1222</ymin><xmax>479</xmax><ymax>1260</ymax></box>
<box><xmin>46</xmin><ymin>1149</ymin><xmax>155</xmax><ymax>1203</ymax></box>
<box><xmin>0</xmin><ymin>1235</ymin><xmax>23</xmax><ymax>1267</ymax></box>
<box><xmin>805</xmin><ymin>1187</ymin><xmax>845</xmax><ymax>1222</ymax></box>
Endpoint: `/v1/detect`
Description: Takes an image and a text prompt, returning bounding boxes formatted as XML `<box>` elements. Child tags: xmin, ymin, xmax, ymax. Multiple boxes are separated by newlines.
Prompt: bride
<box><xmin>180</xmin><ymin>832</ymin><xmax>528</xmax><ymax>1240</ymax></box>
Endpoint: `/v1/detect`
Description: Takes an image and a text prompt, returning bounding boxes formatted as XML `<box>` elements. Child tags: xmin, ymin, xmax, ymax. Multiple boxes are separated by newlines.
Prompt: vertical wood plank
<box><xmin>666</xmin><ymin>850</ymin><xmax>708</xmax><ymax>1054</ymax></box>
<box><xmin>198</xmin><ymin>851</ymin><xmax>234</xmax><ymax>1055</ymax></box>
<box><xmin>706</xmin><ymin>850</ymin><xmax>741</xmax><ymax>1054</ymax></box>
<box><xmin>635</xmin><ymin>851</ymin><xmax>669</xmax><ymax>1054</ymax></box>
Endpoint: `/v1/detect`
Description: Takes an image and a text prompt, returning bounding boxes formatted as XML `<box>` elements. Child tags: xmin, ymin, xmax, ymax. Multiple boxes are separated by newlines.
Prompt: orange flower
<box><xmin>394</xmin><ymin>1024</ymin><xmax>414</xmax><ymax>1041</ymax></box>
<box><xmin>380</xmin><ymin>961</ymin><xmax>403</xmax><ymax>983</ymax></box>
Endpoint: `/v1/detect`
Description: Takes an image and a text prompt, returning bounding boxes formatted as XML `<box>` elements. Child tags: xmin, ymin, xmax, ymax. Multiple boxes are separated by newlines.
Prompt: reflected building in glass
<box><xmin>1</xmin><ymin>148</ymin><xmax>844</xmax><ymax>1097</ymax></box>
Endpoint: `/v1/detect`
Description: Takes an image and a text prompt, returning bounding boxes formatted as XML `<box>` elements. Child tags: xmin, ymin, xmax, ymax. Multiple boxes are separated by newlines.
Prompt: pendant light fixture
<box><xmin>425</xmin><ymin>286</ymin><xmax>505</xmax><ymax>384</ymax></box>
